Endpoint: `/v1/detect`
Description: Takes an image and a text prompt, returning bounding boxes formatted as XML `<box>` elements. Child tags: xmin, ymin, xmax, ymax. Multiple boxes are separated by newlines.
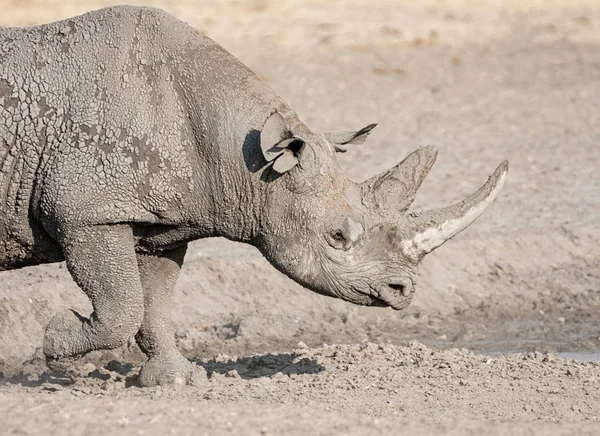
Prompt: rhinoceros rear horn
<box><xmin>260</xmin><ymin>111</ymin><xmax>305</xmax><ymax>173</ymax></box>
<box><xmin>401</xmin><ymin>160</ymin><xmax>509</xmax><ymax>260</ymax></box>
<box><xmin>361</xmin><ymin>146</ymin><xmax>438</xmax><ymax>214</ymax></box>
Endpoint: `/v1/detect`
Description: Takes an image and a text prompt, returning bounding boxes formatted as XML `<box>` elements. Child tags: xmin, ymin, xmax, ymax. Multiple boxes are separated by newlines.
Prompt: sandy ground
<box><xmin>0</xmin><ymin>0</ymin><xmax>599</xmax><ymax>434</ymax></box>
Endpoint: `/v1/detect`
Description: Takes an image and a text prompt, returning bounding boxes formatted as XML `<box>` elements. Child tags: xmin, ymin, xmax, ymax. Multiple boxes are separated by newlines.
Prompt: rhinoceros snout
<box><xmin>374</xmin><ymin>279</ymin><xmax>415</xmax><ymax>310</ymax></box>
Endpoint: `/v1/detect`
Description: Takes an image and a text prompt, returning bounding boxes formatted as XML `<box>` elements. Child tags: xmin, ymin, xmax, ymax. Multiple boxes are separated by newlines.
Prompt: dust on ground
<box><xmin>1</xmin><ymin>0</ymin><xmax>599</xmax><ymax>434</ymax></box>
<box><xmin>2</xmin><ymin>341</ymin><xmax>600</xmax><ymax>435</ymax></box>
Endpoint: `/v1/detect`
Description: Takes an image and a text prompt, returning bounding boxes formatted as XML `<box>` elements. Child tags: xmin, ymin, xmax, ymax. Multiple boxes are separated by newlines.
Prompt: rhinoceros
<box><xmin>0</xmin><ymin>6</ymin><xmax>507</xmax><ymax>385</ymax></box>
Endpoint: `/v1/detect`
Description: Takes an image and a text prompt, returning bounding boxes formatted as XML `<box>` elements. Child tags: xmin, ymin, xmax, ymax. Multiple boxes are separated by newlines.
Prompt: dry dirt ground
<box><xmin>0</xmin><ymin>0</ymin><xmax>599</xmax><ymax>434</ymax></box>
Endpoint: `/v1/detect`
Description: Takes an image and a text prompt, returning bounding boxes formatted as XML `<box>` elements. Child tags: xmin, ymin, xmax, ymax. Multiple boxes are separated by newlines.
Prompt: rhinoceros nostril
<box><xmin>389</xmin><ymin>283</ymin><xmax>411</xmax><ymax>297</ymax></box>
<box><xmin>388</xmin><ymin>283</ymin><xmax>404</xmax><ymax>293</ymax></box>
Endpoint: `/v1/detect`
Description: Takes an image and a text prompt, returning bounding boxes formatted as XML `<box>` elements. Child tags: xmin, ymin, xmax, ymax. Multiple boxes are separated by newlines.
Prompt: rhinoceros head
<box><xmin>254</xmin><ymin>111</ymin><xmax>508</xmax><ymax>310</ymax></box>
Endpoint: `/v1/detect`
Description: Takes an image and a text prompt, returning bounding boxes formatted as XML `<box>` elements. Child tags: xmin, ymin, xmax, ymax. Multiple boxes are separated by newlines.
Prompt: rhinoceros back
<box><xmin>0</xmin><ymin>6</ymin><xmax>196</xmax><ymax>269</ymax></box>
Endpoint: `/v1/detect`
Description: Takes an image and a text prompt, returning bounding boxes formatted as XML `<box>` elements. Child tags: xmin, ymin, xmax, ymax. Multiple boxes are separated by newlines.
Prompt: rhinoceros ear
<box><xmin>324</xmin><ymin>123</ymin><xmax>377</xmax><ymax>152</ymax></box>
<box><xmin>260</xmin><ymin>111</ymin><xmax>305</xmax><ymax>173</ymax></box>
<box><xmin>261</xmin><ymin>111</ymin><xmax>290</xmax><ymax>162</ymax></box>
<box><xmin>272</xmin><ymin>148</ymin><xmax>299</xmax><ymax>173</ymax></box>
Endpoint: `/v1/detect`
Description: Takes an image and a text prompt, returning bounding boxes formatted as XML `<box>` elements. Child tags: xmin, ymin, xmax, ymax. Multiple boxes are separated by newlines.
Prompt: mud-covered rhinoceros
<box><xmin>0</xmin><ymin>6</ymin><xmax>507</xmax><ymax>385</ymax></box>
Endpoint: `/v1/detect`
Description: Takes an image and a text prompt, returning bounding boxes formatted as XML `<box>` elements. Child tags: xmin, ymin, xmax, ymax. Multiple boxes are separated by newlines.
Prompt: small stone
<box><xmin>214</xmin><ymin>353</ymin><xmax>232</xmax><ymax>363</ymax></box>
<box><xmin>225</xmin><ymin>369</ymin><xmax>240</xmax><ymax>378</ymax></box>
<box><xmin>78</xmin><ymin>363</ymin><xmax>97</xmax><ymax>376</ymax></box>
<box><xmin>295</xmin><ymin>342</ymin><xmax>309</xmax><ymax>354</ymax></box>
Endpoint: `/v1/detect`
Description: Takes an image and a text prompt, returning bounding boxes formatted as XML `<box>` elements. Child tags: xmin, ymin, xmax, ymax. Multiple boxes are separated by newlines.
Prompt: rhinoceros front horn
<box><xmin>401</xmin><ymin>160</ymin><xmax>509</xmax><ymax>260</ymax></box>
<box><xmin>360</xmin><ymin>146</ymin><xmax>438</xmax><ymax>215</ymax></box>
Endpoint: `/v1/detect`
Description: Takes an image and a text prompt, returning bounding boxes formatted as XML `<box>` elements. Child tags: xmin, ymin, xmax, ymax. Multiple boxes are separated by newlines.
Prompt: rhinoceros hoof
<box><xmin>138</xmin><ymin>354</ymin><xmax>206</xmax><ymax>387</ymax></box>
<box><xmin>45</xmin><ymin>355</ymin><xmax>80</xmax><ymax>373</ymax></box>
<box><xmin>43</xmin><ymin>309</ymin><xmax>86</xmax><ymax>361</ymax></box>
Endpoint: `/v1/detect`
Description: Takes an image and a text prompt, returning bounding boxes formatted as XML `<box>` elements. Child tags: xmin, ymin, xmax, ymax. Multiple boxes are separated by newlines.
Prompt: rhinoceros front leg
<box><xmin>43</xmin><ymin>224</ymin><xmax>144</xmax><ymax>370</ymax></box>
<box><xmin>135</xmin><ymin>245</ymin><xmax>203</xmax><ymax>386</ymax></box>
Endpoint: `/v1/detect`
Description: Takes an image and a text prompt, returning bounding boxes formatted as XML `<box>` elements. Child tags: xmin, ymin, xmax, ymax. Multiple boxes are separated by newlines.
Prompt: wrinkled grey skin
<box><xmin>0</xmin><ymin>6</ymin><xmax>508</xmax><ymax>386</ymax></box>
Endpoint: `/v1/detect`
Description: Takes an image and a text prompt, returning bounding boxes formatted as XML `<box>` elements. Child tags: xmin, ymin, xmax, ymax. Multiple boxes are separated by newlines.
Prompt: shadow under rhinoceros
<box><xmin>0</xmin><ymin>351</ymin><xmax>324</xmax><ymax>388</ymax></box>
<box><xmin>0</xmin><ymin>355</ymin><xmax>138</xmax><ymax>389</ymax></box>
<box><xmin>193</xmin><ymin>352</ymin><xmax>325</xmax><ymax>380</ymax></box>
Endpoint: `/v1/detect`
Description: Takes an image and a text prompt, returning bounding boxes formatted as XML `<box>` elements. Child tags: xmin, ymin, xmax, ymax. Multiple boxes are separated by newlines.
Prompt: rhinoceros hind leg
<box><xmin>43</xmin><ymin>224</ymin><xmax>144</xmax><ymax>369</ymax></box>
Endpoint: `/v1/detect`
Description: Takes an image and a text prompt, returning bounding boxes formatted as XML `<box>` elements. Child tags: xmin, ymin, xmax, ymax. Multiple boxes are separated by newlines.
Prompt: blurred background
<box><xmin>1</xmin><ymin>0</ymin><xmax>599</xmax><ymax>370</ymax></box>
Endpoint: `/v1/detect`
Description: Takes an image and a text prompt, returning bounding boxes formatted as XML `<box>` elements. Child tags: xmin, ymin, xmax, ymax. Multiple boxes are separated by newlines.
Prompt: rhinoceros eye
<box><xmin>326</xmin><ymin>229</ymin><xmax>349</xmax><ymax>251</ymax></box>
<box><xmin>325</xmin><ymin>217</ymin><xmax>363</xmax><ymax>251</ymax></box>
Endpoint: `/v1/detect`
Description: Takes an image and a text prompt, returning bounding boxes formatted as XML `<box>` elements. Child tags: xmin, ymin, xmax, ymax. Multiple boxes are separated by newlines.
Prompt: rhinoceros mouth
<box><xmin>372</xmin><ymin>285</ymin><xmax>413</xmax><ymax>310</ymax></box>
<box><xmin>367</xmin><ymin>294</ymin><xmax>390</xmax><ymax>307</ymax></box>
